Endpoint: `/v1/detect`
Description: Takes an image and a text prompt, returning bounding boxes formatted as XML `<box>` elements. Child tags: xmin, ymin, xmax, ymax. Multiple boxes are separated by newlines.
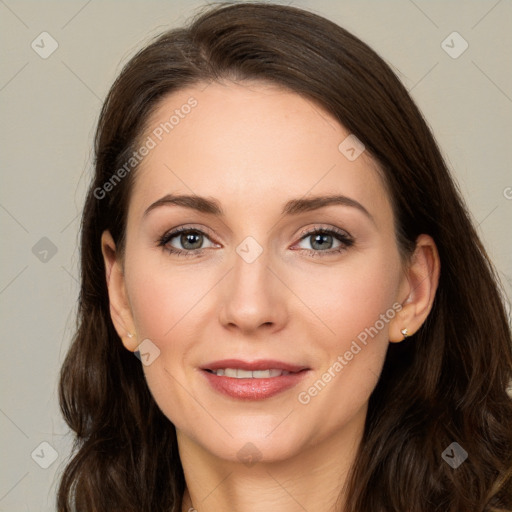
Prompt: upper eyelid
<box><xmin>161</xmin><ymin>224</ymin><xmax>214</xmax><ymax>238</ymax></box>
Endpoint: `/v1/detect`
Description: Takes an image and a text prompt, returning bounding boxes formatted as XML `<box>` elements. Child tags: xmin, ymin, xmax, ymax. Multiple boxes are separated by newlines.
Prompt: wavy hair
<box><xmin>57</xmin><ymin>3</ymin><xmax>512</xmax><ymax>511</ymax></box>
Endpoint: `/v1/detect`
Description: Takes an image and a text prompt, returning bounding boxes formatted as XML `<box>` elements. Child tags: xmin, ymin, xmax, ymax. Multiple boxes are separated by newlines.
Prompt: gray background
<box><xmin>1</xmin><ymin>0</ymin><xmax>511</xmax><ymax>510</ymax></box>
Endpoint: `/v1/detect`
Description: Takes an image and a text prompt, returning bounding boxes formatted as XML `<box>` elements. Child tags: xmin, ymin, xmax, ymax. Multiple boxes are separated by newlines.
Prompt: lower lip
<box><xmin>202</xmin><ymin>369</ymin><xmax>309</xmax><ymax>400</ymax></box>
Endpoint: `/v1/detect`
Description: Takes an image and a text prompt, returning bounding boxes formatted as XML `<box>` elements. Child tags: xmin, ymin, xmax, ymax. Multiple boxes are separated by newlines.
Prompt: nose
<box><xmin>218</xmin><ymin>247</ymin><xmax>289</xmax><ymax>336</ymax></box>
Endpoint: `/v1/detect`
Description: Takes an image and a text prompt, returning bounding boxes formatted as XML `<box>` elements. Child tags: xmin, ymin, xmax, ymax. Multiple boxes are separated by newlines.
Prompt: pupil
<box><xmin>312</xmin><ymin>233</ymin><xmax>332</xmax><ymax>250</ymax></box>
<box><xmin>182</xmin><ymin>232</ymin><xmax>202</xmax><ymax>249</ymax></box>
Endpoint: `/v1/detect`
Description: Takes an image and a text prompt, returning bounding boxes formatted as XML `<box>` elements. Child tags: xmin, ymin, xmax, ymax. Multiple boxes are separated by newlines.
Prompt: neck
<box><xmin>178</xmin><ymin>407</ymin><xmax>366</xmax><ymax>512</ymax></box>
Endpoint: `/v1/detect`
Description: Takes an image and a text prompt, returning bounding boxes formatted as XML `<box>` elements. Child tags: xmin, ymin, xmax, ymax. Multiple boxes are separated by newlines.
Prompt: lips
<box><xmin>200</xmin><ymin>359</ymin><xmax>310</xmax><ymax>400</ymax></box>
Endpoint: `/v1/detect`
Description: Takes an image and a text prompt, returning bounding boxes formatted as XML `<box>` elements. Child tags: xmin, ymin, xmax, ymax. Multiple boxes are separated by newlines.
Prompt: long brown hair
<box><xmin>57</xmin><ymin>3</ymin><xmax>512</xmax><ymax>511</ymax></box>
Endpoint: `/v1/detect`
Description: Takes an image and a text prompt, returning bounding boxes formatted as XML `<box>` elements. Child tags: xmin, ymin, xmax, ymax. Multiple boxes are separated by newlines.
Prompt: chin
<box><xmin>203</xmin><ymin>420</ymin><xmax>310</xmax><ymax>463</ymax></box>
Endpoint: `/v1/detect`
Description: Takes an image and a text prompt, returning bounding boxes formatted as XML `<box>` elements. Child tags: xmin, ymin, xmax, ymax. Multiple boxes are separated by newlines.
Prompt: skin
<box><xmin>101</xmin><ymin>81</ymin><xmax>440</xmax><ymax>512</ymax></box>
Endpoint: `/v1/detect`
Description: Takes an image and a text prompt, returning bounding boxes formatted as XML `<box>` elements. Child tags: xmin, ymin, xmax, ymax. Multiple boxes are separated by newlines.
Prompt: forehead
<box><xmin>129</xmin><ymin>80</ymin><xmax>392</xmax><ymax>226</ymax></box>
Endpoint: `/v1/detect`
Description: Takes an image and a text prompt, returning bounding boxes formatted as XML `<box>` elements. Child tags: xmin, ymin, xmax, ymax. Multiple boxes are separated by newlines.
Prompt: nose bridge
<box><xmin>233</xmin><ymin>244</ymin><xmax>270</xmax><ymax>293</ymax></box>
<box><xmin>219</xmin><ymin>238</ymin><xmax>287</xmax><ymax>332</ymax></box>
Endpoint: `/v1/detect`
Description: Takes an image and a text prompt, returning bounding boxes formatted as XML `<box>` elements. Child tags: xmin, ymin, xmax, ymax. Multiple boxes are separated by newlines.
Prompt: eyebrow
<box><xmin>143</xmin><ymin>193</ymin><xmax>374</xmax><ymax>222</ymax></box>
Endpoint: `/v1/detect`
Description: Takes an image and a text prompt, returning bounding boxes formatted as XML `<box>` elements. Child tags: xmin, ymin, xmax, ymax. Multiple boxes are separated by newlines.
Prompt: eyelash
<box><xmin>157</xmin><ymin>225</ymin><xmax>354</xmax><ymax>258</ymax></box>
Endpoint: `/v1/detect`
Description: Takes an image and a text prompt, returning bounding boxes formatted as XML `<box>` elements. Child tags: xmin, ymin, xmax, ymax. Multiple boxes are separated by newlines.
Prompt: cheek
<box><xmin>124</xmin><ymin>258</ymin><xmax>203</xmax><ymax>428</ymax></box>
<box><xmin>295</xmin><ymin>249</ymin><xmax>401</xmax><ymax>405</ymax></box>
<box><xmin>128</xmin><ymin>276</ymin><xmax>174</xmax><ymax>340</ymax></box>
<box><xmin>125</xmin><ymin>253</ymin><xmax>206</xmax><ymax>341</ymax></box>
<box><xmin>293</xmin><ymin>267</ymin><xmax>400</xmax><ymax>431</ymax></box>
<box><xmin>296</xmin><ymin>249</ymin><xmax>402</xmax><ymax>348</ymax></box>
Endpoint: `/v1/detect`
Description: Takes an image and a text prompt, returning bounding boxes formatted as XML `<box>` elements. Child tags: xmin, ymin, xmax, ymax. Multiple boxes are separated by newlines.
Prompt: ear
<box><xmin>389</xmin><ymin>234</ymin><xmax>440</xmax><ymax>342</ymax></box>
<box><xmin>100</xmin><ymin>230</ymin><xmax>139</xmax><ymax>352</ymax></box>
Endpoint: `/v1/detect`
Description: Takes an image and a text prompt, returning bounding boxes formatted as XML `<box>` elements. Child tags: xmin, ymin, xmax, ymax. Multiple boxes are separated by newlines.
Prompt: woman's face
<box><xmin>114</xmin><ymin>81</ymin><xmax>409</xmax><ymax>462</ymax></box>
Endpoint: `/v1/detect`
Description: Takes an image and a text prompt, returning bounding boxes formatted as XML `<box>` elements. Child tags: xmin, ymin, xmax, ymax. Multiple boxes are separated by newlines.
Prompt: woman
<box><xmin>57</xmin><ymin>2</ymin><xmax>512</xmax><ymax>511</ymax></box>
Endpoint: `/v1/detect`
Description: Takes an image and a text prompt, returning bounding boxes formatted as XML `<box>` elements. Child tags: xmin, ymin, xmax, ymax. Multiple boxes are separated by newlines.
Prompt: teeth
<box><xmin>253</xmin><ymin>370</ymin><xmax>272</xmax><ymax>378</ymax></box>
<box><xmin>236</xmin><ymin>369</ymin><xmax>253</xmax><ymax>378</ymax></box>
<box><xmin>211</xmin><ymin>368</ymin><xmax>291</xmax><ymax>378</ymax></box>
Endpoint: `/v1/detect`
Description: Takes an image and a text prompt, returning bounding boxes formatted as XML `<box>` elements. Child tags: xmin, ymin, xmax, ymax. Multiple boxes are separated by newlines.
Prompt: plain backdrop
<box><xmin>1</xmin><ymin>1</ymin><xmax>511</xmax><ymax>510</ymax></box>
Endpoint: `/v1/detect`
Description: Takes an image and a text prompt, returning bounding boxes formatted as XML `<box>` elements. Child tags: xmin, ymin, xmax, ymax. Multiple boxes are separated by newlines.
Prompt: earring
<box><xmin>400</xmin><ymin>328</ymin><xmax>409</xmax><ymax>340</ymax></box>
<box><xmin>127</xmin><ymin>332</ymin><xmax>134</xmax><ymax>339</ymax></box>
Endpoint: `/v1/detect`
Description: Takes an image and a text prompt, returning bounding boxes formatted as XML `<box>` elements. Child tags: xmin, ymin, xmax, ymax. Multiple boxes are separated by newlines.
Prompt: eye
<box><xmin>157</xmin><ymin>225</ymin><xmax>354</xmax><ymax>258</ymax></box>
<box><xmin>293</xmin><ymin>227</ymin><xmax>354</xmax><ymax>256</ymax></box>
<box><xmin>157</xmin><ymin>227</ymin><xmax>218</xmax><ymax>257</ymax></box>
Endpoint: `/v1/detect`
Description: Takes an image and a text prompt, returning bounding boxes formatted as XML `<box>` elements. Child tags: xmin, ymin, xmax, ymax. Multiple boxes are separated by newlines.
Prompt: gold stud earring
<box><xmin>400</xmin><ymin>328</ymin><xmax>409</xmax><ymax>340</ymax></box>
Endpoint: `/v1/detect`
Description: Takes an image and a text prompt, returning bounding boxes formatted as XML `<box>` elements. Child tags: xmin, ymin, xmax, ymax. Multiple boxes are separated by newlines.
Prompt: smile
<box><xmin>205</xmin><ymin>368</ymin><xmax>292</xmax><ymax>378</ymax></box>
<box><xmin>200</xmin><ymin>359</ymin><xmax>310</xmax><ymax>400</ymax></box>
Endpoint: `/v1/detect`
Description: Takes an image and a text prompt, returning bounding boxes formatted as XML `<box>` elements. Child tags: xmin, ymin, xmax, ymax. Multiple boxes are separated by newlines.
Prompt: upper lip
<box><xmin>201</xmin><ymin>359</ymin><xmax>309</xmax><ymax>373</ymax></box>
